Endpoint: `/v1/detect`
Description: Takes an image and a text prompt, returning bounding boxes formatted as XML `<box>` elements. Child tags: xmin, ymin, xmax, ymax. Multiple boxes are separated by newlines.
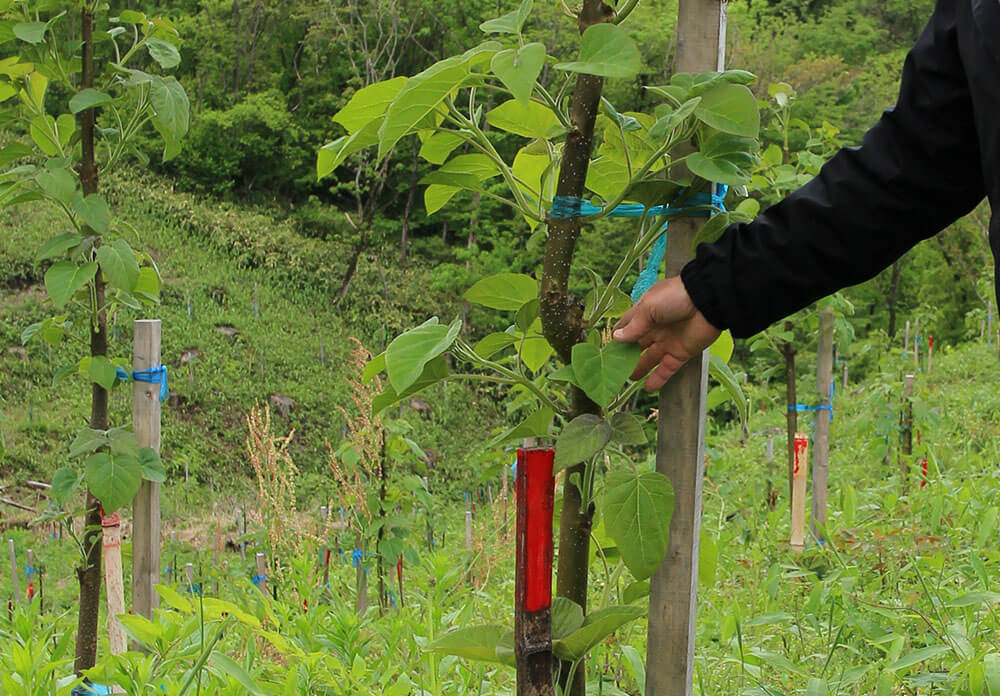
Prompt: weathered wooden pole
<box><xmin>132</xmin><ymin>320</ymin><xmax>162</xmax><ymax>622</ymax></box>
<box><xmin>904</xmin><ymin>320</ymin><xmax>911</xmax><ymax>355</ymax></box>
<box><xmin>101</xmin><ymin>510</ymin><xmax>127</xmax><ymax>667</ymax></box>
<box><xmin>646</xmin><ymin>3</ymin><xmax>725</xmax><ymax>695</ymax></box>
<box><xmin>811</xmin><ymin>307</ymin><xmax>833</xmax><ymax>543</ymax></box>
<box><xmin>465</xmin><ymin>493</ymin><xmax>473</xmax><ymax>552</ymax></box>
<box><xmin>515</xmin><ymin>447</ymin><xmax>555</xmax><ymax>696</ymax></box>
<box><xmin>842</xmin><ymin>362</ymin><xmax>848</xmax><ymax>389</ymax></box>
<box><xmin>901</xmin><ymin>374</ymin><xmax>914</xmax><ymax>486</ymax></box>
<box><xmin>790</xmin><ymin>433</ymin><xmax>809</xmax><ymax>550</ymax></box>
<box><xmin>355</xmin><ymin>533</ymin><xmax>367</xmax><ymax>616</ymax></box>
<box><xmin>8</xmin><ymin>539</ymin><xmax>19</xmax><ymax>601</ymax></box>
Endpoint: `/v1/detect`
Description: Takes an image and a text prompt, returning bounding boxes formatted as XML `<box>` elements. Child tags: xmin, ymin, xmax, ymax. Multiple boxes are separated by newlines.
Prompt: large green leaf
<box><xmin>206</xmin><ymin>653</ymin><xmax>265</xmax><ymax>695</ymax></box>
<box><xmin>585</xmin><ymin>156</ymin><xmax>630</xmax><ymax>204</ymax></box>
<box><xmin>422</xmin><ymin>154</ymin><xmax>501</xmax><ymax>215</ymax></box>
<box><xmin>610</xmin><ymin>412</ymin><xmax>647</xmax><ymax>445</ymax></box>
<box><xmin>149</xmin><ymin>76</ymin><xmax>189</xmax><ymax>160</ymax></box>
<box><xmin>687</xmin><ymin>133</ymin><xmax>757</xmax><ymax>187</ymax></box>
<box><xmin>552</xmin><ymin>597</ymin><xmax>584</xmax><ymax>639</ymax></box>
<box><xmin>474</xmin><ymin>332</ymin><xmax>519</xmax><ymax>358</ymax></box>
<box><xmin>552</xmin><ymin>605</ymin><xmax>646</xmax><ymax>662</ymax></box>
<box><xmin>13</xmin><ymin>22</ymin><xmax>46</xmax><ymax>44</ymax></box>
<box><xmin>479</xmin><ymin>0</ymin><xmax>532</xmax><ymax>34</ymax></box>
<box><xmin>487</xmin><ymin>98</ymin><xmax>562</xmax><ymax>141</ymax></box>
<box><xmin>694</xmin><ymin>83</ymin><xmax>760</xmax><ymax>138</ymax></box>
<box><xmin>146</xmin><ymin>38</ymin><xmax>181</xmax><ymax>69</ymax></box>
<box><xmin>44</xmin><ymin>261</ymin><xmax>97</xmax><ymax>308</ymax></box>
<box><xmin>571</xmin><ymin>341</ymin><xmax>640</xmax><ymax>408</ymax></box>
<box><xmin>491</xmin><ymin>43</ymin><xmax>545</xmax><ymax>105</ymax></box>
<box><xmin>419</xmin><ymin>131</ymin><xmax>464</xmax><ymax>165</ymax></box>
<box><xmin>487</xmin><ymin>407</ymin><xmax>553</xmax><ymax>448</ymax></box>
<box><xmin>73</xmin><ymin>193</ymin><xmax>111</xmax><ymax>234</ymax></box>
<box><xmin>317</xmin><ymin>120</ymin><xmax>380</xmax><ymax>179</ymax></box>
<box><xmin>35</xmin><ymin>232</ymin><xmax>82</xmax><ymax>261</ymax></box>
<box><xmin>96</xmin><ymin>238</ymin><xmax>140</xmax><ymax>292</ymax></box>
<box><xmin>427</xmin><ymin>625</ymin><xmax>511</xmax><ymax>665</ymax></box>
<box><xmin>647</xmin><ymin>97</ymin><xmax>701</xmax><ymax>141</ymax></box>
<box><xmin>50</xmin><ymin>466</ymin><xmax>83</xmax><ymax>504</ymax></box>
<box><xmin>379</xmin><ymin>46</ymin><xmax>490</xmax><ymax>158</ymax></box>
<box><xmin>88</xmin><ymin>356</ymin><xmax>118</xmax><ymax>391</ymax></box>
<box><xmin>85</xmin><ymin>452</ymin><xmax>143</xmax><ymax>512</ymax></box>
<box><xmin>464</xmin><ymin>273</ymin><xmax>537</xmax><ymax>311</ymax></box>
<box><xmin>385</xmin><ymin>319</ymin><xmax>461</xmax><ymax>393</ymax></box>
<box><xmin>36</xmin><ymin>167</ymin><xmax>76</xmax><ymax>204</ymax></box>
<box><xmin>373</xmin><ymin>353</ymin><xmax>449</xmax><ymax>415</ymax></box>
<box><xmin>69</xmin><ymin>88</ymin><xmax>113</xmax><ymax>114</ymax></box>
<box><xmin>602</xmin><ymin>469</ymin><xmax>674</xmax><ymax>580</ymax></box>
<box><xmin>517</xmin><ymin>318</ymin><xmax>553</xmax><ymax>372</ymax></box>
<box><xmin>334</xmin><ymin>77</ymin><xmax>407</xmax><ymax>134</ymax></box>
<box><xmin>554</xmin><ymin>414</ymin><xmax>611</xmax><ymax>472</ymax></box>
<box><xmin>554</xmin><ymin>24</ymin><xmax>641</xmax><ymax>79</ymax></box>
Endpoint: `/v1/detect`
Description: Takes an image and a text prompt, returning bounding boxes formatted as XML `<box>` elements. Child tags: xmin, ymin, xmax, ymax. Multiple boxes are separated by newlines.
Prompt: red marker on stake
<box><xmin>515</xmin><ymin>447</ymin><xmax>554</xmax><ymax>695</ymax></box>
<box><xmin>790</xmin><ymin>433</ymin><xmax>809</xmax><ymax>550</ymax></box>
<box><xmin>921</xmin><ymin>457</ymin><xmax>928</xmax><ymax>488</ymax></box>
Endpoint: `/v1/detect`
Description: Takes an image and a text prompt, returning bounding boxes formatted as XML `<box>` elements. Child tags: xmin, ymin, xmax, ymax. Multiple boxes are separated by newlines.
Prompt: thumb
<box><xmin>613</xmin><ymin>303</ymin><xmax>651</xmax><ymax>343</ymax></box>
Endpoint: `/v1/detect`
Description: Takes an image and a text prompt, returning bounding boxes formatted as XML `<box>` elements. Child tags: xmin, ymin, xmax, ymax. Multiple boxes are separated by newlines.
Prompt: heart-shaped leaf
<box><xmin>571</xmin><ymin>341</ymin><xmax>640</xmax><ymax>408</ymax></box>
<box><xmin>464</xmin><ymin>273</ymin><xmax>537</xmax><ymax>311</ymax></box>
<box><xmin>602</xmin><ymin>469</ymin><xmax>674</xmax><ymax>580</ymax></box>
<box><xmin>479</xmin><ymin>0</ymin><xmax>532</xmax><ymax>34</ymax></box>
<box><xmin>70</xmin><ymin>88</ymin><xmax>114</xmax><ymax>114</ymax></box>
<box><xmin>490</xmin><ymin>43</ymin><xmax>545</xmax><ymax>105</ymax></box>
<box><xmin>695</xmin><ymin>83</ymin><xmax>760</xmax><ymax>137</ymax></box>
<box><xmin>96</xmin><ymin>238</ymin><xmax>140</xmax><ymax>292</ymax></box>
<box><xmin>334</xmin><ymin>77</ymin><xmax>407</xmax><ymax>134</ymax></box>
<box><xmin>487</xmin><ymin>99</ymin><xmax>562</xmax><ymax>140</ymax></box>
<box><xmin>44</xmin><ymin>261</ymin><xmax>98</xmax><ymax>308</ymax></box>
<box><xmin>554</xmin><ymin>414</ymin><xmax>611</xmax><ymax>471</ymax></box>
<box><xmin>552</xmin><ymin>605</ymin><xmax>646</xmax><ymax>661</ymax></box>
<box><xmin>73</xmin><ymin>193</ymin><xmax>111</xmax><ymax>234</ymax></box>
<box><xmin>85</xmin><ymin>451</ymin><xmax>143</xmax><ymax>512</ymax></box>
<box><xmin>554</xmin><ymin>24</ymin><xmax>641</xmax><ymax>79</ymax></box>
<box><xmin>385</xmin><ymin>319</ymin><xmax>461</xmax><ymax>393</ymax></box>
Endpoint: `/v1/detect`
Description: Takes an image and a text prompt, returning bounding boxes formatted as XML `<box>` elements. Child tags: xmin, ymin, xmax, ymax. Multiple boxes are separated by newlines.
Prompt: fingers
<box><xmin>644</xmin><ymin>352</ymin><xmax>686</xmax><ymax>391</ymax></box>
<box><xmin>612</xmin><ymin>302</ymin><xmax>650</xmax><ymax>344</ymax></box>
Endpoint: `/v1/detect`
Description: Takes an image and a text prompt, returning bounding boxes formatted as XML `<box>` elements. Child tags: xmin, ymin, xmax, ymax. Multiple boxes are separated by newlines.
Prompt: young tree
<box><xmin>9</xmin><ymin>2</ymin><xmax>188</xmax><ymax>672</ymax></box>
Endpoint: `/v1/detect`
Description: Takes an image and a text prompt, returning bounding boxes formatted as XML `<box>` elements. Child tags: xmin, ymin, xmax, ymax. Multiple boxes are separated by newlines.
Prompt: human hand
<box><xmin>612</xmin><ymin>276</ymin><xmax>721</xmax><ymax>391</ymax></box>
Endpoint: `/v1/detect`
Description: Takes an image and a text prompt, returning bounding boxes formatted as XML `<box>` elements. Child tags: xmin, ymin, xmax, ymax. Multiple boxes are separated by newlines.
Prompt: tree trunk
<box><xmin>780</xmin><ymin>323</ymin><xmax>797</xmax><ymax>509</ymax></box>
<box><xmin>377</xmin><ymin>436</ymin><xmax>387</xmax><ymax>610</ymax></box>
<box><xmin>539</xmin><ymin>4</ymin><xmax>613</xmax><ymax>695</ymax></box>
<box><xmin>337</xmin><ymin>241</ymin><xmax>365</xmax><ymax>301</ymax></box>
<box><xmin>75</xmin><ymin>6</ymin><xmax>106</xmax><ymax>674</ymax></box>
<box><xmin>887</xmin><ymin>260</ymin><xmax>901</xmax><ymax>338</ymax></box>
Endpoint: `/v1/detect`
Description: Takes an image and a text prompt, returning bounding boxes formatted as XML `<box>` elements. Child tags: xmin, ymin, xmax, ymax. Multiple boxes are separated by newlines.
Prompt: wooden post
<box><xmin>238</xmin><ymin>510</ymin><xmax>246</xmax><ymax>562</ymax></box>
<box><xmin>396</xmin><ymin>556</ymin><xmax>404</xmax><ymax>608</ymax></box>
<box><xmin>185</xmin><ymin>562</ymin><xmax>195</xmax><ymax>593</ymax></box>
<box><xmin>811</xmin><ymin>307</ymin><xmax>833</xmax><ymax>543</ymax></box>
<box><xmin>515</xmin><ymin>447</ymin><xmax>554</xmax><ymax>696</ymax></box>
<box><xmin>646</xmin><ymin>3</ymin><xmax>724</xmax><ymax>694</ymax></box>
<box><xmin>901</xmin><ymin>375</ymin><xmax>914</xmax><ymax>486</ymax></box>
<box><xmin>132</xmin><ymin>319</ymin><xmax>162</xmax><ymax>622</ymax></box>
<box><xmin>790</xmin><ymin>433</ymin><xmax>809</xmax><ymax>550</ymax></box>
<box><xmin>842</xmin><ymin>362</ymin><xmax>848</xmax><ymax>389</ymax></box>
<box><xmin>765</xmin><ymin>436</ymin><xmax>775</xmax><ymax>509</ymax></box>
<box><xmin>102</xmin><ymin>510</ymin><xmax>127</xmax><ymax>671</ymax></box>
<box><xmin>904</xmin><ymin>320</ymin><xmax>911</xmax><ymax>355</ymax></box>
<box><xmin>8</xmin><ymin>539</ymin><xmax>18</xmax><ymax>601</ymax></box>
<box><xmin>914</xmin><ymin>335</ymin><xmax>919</xmax><ymax>366</ymax></box>
<box><xmin>254</xmin><ymin>553</ymin><xmax>267</xmax><ymax>595</ymax></box>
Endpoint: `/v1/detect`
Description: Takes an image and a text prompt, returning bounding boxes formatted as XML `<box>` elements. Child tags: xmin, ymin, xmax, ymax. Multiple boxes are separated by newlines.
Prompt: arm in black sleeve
<box><xmin>680</xmin><ymin>0</ymin><xmax>985</xmax><ymax>339</ymax></box>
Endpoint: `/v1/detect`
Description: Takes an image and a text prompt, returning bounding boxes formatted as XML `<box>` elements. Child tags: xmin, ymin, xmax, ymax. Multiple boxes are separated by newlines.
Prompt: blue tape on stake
<box><xmin>352</xmin><ymin>549</ymin><xmax>363</xmax><ymax>567</ymax></box>
<box><xmin>25</xmin><ymin>565</ymin><xmax>35</xmax><ymax>580</ymax></box>
<box><xmin>115</xmin><ymin>365</ymin><xmax>169</xmax><ymax>402</ymax></box>
<box><xmin>251</xmin><ymin>573</ymin><xmax>267</xmax><ymax>587</ymax></box>
<box><xmin>549</xmin><ymin>186</ymin><xmax>728</xmax><ymax>302</ymax></box>
<box><xmin>788</xmin><ymin>380</ymin><xmax>836</xmax><ymax>421</ymax></box>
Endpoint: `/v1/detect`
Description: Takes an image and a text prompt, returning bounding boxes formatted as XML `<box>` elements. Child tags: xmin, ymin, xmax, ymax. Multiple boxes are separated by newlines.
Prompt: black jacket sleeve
<box><xmin>680</xmin><ymin>0</ymin><xmax>985</xmax><ymax>339</ymax></box>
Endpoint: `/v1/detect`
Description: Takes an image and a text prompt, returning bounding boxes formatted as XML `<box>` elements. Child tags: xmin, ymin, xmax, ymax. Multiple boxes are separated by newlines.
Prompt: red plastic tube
<box><xmin>516</xmin><ymin>447</ymin><xmax>555</xmax><ymax>613</ymax></box>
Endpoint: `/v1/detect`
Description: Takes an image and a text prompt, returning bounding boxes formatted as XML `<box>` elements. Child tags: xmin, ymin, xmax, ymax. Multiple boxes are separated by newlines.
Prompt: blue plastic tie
<box><xmin>25</xmin><ymin>565</ymin><xmax>35</xmax><ymax>580</ymax></box>
<box><xmin>186</xmin><ymin>583</ymin><xmax>202</xmax><ymax>596</ymax></box>
<box><xmin>251</xmin><ymin>573</ymin><xmax>267</xmax><ymax>587</ymax></box>
<box><xmin>115</xmin><ymin>365</ymin><xmax>169</xmax><ymax>402</ymax></box>
<box><xmin>788</xmin><ymin>380</ymin><xmax>836</xmax><ymax>421</ymax></box>
<box><xmin>352</xmin><ymin>549</ymin><xmax>363</xmax><ymax>568</ymax></box>
<box><xmin>546</xmin><ymin>185</ymin><xmax>727</xmax><ymax>302</ymax></box>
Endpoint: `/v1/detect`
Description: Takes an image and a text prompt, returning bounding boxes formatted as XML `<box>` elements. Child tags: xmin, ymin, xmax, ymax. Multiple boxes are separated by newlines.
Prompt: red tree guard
<box><xmin>516</xmin><ymin>448</ymin><xmax>555</xmax><ymax>612</ymax></box>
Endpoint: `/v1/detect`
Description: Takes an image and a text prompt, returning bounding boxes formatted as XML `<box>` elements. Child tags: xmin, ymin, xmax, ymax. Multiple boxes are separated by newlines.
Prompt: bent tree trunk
<box><xmin>75</xmin><ymin>3</ymin><xmax>107</xmax><ymax>674</ymax></box>
<box><xmin>780</xmin><ymin>325</ymin><xmax>797</xmax><ymax>508</ymax></box>
<box><xmin>539</xmin><ymin>1</ymin><xmax>613</xmax><ymax>694</ymax></box>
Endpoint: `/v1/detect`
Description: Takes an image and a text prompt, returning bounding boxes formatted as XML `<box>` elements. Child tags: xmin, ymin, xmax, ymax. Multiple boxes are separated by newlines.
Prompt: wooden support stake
<box><xmin>102</xmin><ymin>510</ymin><xmax>127</xmax><ymax>665</ymax></box>
<box><xmin>238</xmin><ymin>510</ymin><xmax>246</xmax><ymax>562</ymax></box>
<box><xmin>811</xmin><ymin>307</ymin><xmax>834</xmax><ymax>543</ymax></box>
<box><xmin>646</xmin><ymin>3</ymin><xmax>723</xmax><ymax>694</ymax></box>
<box><xmin>765</xmin><ymin>436</ymin><xmax>775</xmax><ymax>509</ymax></box>
<box><xmin>254</xmin><ymin>553</ymin><xmax>267</xmax><ymax>595</ymax></box>
<box><xmin>132</xmin><ymin>319</ymin><xmax>162</xmax><ymax>623</ymax></box>
<box><xmin>904</xmin><ymin>319</ymin><xmax>911</xmax><ymax>354</ymax></box>
<box><xmin>465</xmin><ymin>494</ymin><xmax>473</xmax><ymax>552</ymax></box>
<box><xmin>396</xmin><ymin>556</ymin><xmax>404</xmax><ymax>609</ymax></box>
<box><xmin>914</xmin><ymin>336</ymin><xmax>919</xmax><ymax>366</ymax></box>
<box><xmin>515</xmin><ymin>447</ymin><xmax>554</xmax><ymax>696</ymax></box>
<box><xmin>8</xmin><ymin>539</ymin><xmax>18</xmax><ymax>602</ymax></box>
<box><xmin>842</xmin><ymin>362</ymin><xmax>848</xmax><ymax>389</ymax></box>
<box><xmin>25</xmin><ymin>549</ymin><xmax>34</xmax><ymax>601</ymax></box>
<box><xmin>355</xmin><ymin>534</ymin><xmax>367</xmax><ymax>616</ymax></box>
<box><xmin>790</xmin><ymin>433</ymin><xmax>809</xmax><ymax>550</ymax></box>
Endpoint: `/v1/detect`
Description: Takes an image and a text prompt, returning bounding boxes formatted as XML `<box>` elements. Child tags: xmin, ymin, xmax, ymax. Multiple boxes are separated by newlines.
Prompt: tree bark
<box><xmin>75</xmin><ymin>5</ymin><xmax>106</xmax><ymax>674</ymax></box>
<box><xmin>780</xmin><ymin>321</ymin><xmax>797</xmax><ymax>508</ymax></box>
<box><xmin>538</xmin><ymin>3</ymin><xmax>613</xmax><ymax>695</ymax></box>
